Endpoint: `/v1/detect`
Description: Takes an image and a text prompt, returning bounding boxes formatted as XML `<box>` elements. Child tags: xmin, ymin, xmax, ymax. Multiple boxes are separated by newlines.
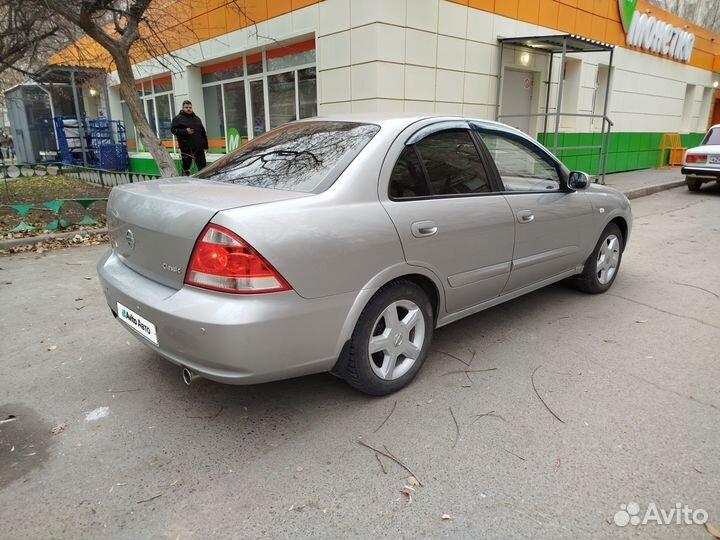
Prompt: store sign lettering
<box><xmin>618</xmin><ymin>0</ymin><xmax>695</xmax><ymax>62</ymax></box>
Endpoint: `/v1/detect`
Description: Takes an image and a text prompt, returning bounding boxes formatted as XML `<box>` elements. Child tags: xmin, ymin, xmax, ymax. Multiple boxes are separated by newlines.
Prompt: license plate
<box><xmin>117</xmin><ymin>302</ymin><xmax>158</xmax><ymax>345</ymax></box>
<box><xmin>709</xmin><ymin>156</ymin><xmax>720</xmax><ymax>164</ymax></box>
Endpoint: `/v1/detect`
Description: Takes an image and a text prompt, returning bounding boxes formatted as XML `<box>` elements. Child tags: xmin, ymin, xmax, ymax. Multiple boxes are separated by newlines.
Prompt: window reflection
<box><xmin>250</xmin><ymin>80</ymin><xmax>266</xmax><ymax>137</ymax></box>
<box><xmin>298</xmin><ymin>68</ymin><xmax>317</xmax><ymax>119</ymax></box>
<box><xmin>479</xmin><ymin>132</ymin><xmax>561</xmax><ymax>192</ymax></box>
<box><xmin>197</xmin><ymin>122</ymin><xmax>379</xmax><ymax>193</ymax></box>
<box><xmin>269</xmin><ymin>72</ymin><xmax>296</xmax><ymax>129</ymax></box>
<box><xmin>224</xmin><ymin>81</ymin><xmax>248</xmax><ymax>140</ymax></box>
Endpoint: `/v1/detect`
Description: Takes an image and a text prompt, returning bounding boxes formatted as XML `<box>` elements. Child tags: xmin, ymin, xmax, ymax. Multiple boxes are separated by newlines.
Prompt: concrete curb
<box><xmin>0</xmin><ymin>179</ymin><xmax>686</xmax><ymax>250</ymax></box>
<box><xmin>619</xmin><ymin>180</ymin><xmax>686</xmax><ymax>200</ymax></box>
<box><xmin>0</xmin><ymin>228</ymin><xmax>108</xmax><ymax>249</ymax></box>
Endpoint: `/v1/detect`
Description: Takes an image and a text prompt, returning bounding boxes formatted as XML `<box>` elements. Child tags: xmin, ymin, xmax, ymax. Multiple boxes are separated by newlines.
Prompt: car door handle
<box><xmin>516</xmin><ymin>210</ymin><xmax>534</xmax><ymax>223</ymax></box>
<box><xmin>411</xmin><ymin>221</ymin><xmax>438</xmax><ymax>237</ymax></box>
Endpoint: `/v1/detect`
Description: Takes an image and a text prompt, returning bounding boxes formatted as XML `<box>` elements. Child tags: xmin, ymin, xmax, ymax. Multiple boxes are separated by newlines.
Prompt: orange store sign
<box><xmin>619</xmin><ymin>0</ymin><xmax>695</xmax><ymax>62</ymax></box>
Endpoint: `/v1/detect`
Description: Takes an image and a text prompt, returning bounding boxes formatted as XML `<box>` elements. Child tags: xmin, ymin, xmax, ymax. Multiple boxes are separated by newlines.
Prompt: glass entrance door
<box><xmin>249</xmin><ymin>79</ymin><xmax>266</xmax><ymax>138</ymax></box>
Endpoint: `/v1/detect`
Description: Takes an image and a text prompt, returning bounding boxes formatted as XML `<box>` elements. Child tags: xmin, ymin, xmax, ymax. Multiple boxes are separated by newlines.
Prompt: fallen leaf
<box><xmin>400</xmin><ymin>487</ymin><xmax>414</xmax><ymax>506</ymax></box>
<box><xmin>706</xmin><ymin>522</ymin><xmax>720</xmax><ymax>539</ymax></box>
<box><xmin>47</xmin><ymin>345</ymin><xmax>57</xmax><ymax>352</ymax></box>
<box><xmin>309</xmin><ymin>496</ymin><xmax>320</xmax><ymax>510</ymax></box>
<box><xmin>636</xmin><ymin>319</ymin><xmax>648</xmax><ymax>324</ymax></box>
<box><xmin>441</xmin><ymin>514</ymin><xmax>452</xmax><ymax>520</ymax></box>
<box><xmin>406</xmin><ymin>476</ymin><xmax>420</xmax><ymax>487</ymax></box>
<box><xmin>51</xmin><ymin>423</ymin><xmax>67</xmax><ymax>435</ymax></box>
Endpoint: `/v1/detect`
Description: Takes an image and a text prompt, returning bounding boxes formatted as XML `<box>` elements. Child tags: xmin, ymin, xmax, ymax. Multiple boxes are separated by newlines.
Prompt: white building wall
<box><xmin>316</xmin><ymin>0</ymin><xmax>717</xmax><ymax>134</ymax></box>
<box><xmin>610</xmin><ymin>48</ymin><xmax>714</xmax><ymax>133</ymax></box>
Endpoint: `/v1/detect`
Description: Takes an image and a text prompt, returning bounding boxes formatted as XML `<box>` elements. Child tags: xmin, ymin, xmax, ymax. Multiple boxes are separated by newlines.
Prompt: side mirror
<box><xmin>568</xmin><ymin>171</ymin><xmax>590</xmax><ymax>190</ymax></box>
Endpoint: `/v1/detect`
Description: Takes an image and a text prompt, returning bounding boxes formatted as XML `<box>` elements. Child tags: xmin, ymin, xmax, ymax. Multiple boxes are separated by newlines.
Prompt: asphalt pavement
<box><xmin>1</xmin><ymin>184</ymin><xmax>719</xmax><ymax>540</ymax></box>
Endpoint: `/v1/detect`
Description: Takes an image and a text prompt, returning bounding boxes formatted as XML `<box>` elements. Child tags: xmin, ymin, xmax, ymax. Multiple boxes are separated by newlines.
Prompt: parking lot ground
<box><xmin>1</xmin><ymin>185</ymin><xmax>719</xmax><ymax>540</ymax></box>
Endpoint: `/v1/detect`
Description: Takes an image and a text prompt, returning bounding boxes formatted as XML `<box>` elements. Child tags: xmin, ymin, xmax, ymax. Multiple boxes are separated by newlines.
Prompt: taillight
<box><xmin>686</xmin><ymin>154</ymin><xmax>707</xmax><ymax>164</ymax></box>
<box><xmin>185</xmin><ymin>224</ymin><xmax>291</xmax><ymax>294</ymax></box>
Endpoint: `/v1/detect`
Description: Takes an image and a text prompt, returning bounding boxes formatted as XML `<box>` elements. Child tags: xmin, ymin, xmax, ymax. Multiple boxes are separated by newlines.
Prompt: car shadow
<box><xmin>686</xmin><ymin>181</ymin><xmax>720</xmax><ymax>196</ymax></box>
<box><xmin>147</xmin><ymin>281</ymin><xmax>585</xmax><ymax>409</ymax></box>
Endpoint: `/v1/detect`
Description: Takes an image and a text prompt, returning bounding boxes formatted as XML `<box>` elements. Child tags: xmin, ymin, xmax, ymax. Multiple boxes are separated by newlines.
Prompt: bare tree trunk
<box><xmin>114</xmin><ymin>55</ymin><xmax>178</xmax><ymax>177</ymax></box>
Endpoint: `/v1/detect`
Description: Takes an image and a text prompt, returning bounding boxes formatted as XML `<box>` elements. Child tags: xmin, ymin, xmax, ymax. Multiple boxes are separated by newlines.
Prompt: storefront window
<box><xmin>298</xmin><ymin>67</ymin><xmax>317</xmax><ymax>119</ymax></box>
<box><xmin>121</xmin><ymin>74</ymin><xmax>174</xmax><ymax>152</ymax></box>
<box><xmin>155</xmin><ymin>94</ymin><xmax>173</xmax><ymax>140</ymax></box>
<box><xmin>247</xmin><ymin>53</ymin><xmax>263</xmax><ymax>76</ymax></box>
<box><xmin>224</xmin><ymin>81</ymin><xmax>248</xmax><ymax>140</ymax></box>
<box><xmin>269</xmin><ymin>72</ymin><xmax>296</xmax><ymax>129</ymax></box>
<box><xmin>250</xmin><ymin>80</ymin><xmax>266</xmax><ymax>137</ymax></box>
<box><xmin>203</xmin><ymin>85</ymin><xmax>225</xmax><ymax>142</ymax></box>
<box><xmin>199</xmin><ymin>38</ymin><xmax>317</xmax><ymax>153</ymax></box>
<box><xmin>201</xmin><ymin>59</ymin><xmax>243</xmax><ymax>84</ymax></box>
<box><xmin>146</xmin><ymin>99</ymin><xmax>156</xmax><ymax>144</ymax></box>
<box><xmin>153</xmin><ymin>79</ymin><xmax>173</xmax><ymax>93</ymax></box>
<box><xmin>267</xmin><ymin>47</ymin><xmax>315</xmax><ymax>72</ymax></box>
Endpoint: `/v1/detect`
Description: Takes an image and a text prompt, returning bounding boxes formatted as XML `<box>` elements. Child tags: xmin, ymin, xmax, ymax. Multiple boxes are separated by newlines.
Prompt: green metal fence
<box><xmin>62</xmin><ymin>165</ymin><xmax>162</xmax><ymax>187</ymax></box>
<box><xmin>1</xmin><ymin>163</ymin><xmax>162</xmax><ymax>234</ymax></box>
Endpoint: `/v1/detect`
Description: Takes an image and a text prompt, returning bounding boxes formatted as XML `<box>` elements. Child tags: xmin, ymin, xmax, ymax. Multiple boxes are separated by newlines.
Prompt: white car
<box><xmin>682</xmin><ymin>124</ymin><xmax>720</xmax><ymax>191</ymax></box>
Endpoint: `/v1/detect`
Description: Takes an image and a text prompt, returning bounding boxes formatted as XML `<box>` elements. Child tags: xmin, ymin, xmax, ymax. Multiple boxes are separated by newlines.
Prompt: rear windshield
<box><xmin>702</xmin><ymin>127</ymin><xmax>720</xmax><ymax>146</ymax></box>
<box><xmin>197</xmin><ymin>121</ymin><xmax>380</xmax><ymax>192</ymax></box>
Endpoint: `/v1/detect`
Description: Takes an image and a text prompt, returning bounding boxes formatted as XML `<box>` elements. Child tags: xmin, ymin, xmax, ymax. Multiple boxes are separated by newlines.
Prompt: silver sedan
<box><xmin>98</xmin><ymin>114</ymin><xmax>632</xmax><ymax>395</ymax></box>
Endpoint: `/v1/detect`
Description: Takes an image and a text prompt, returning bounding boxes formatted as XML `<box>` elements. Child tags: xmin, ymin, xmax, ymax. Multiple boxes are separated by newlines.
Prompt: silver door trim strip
<box><xmin>511</xmin><ymin>246</ymin><xmax>578</xmax><ymax>271</ymax></box>
<box><xmin>437</xmin><ymin>267</ymin><xmax>581</xmax><ymax>327</ymax></box>
<box><xmin>447</xmin><ymin>261</ymin><xmax>512</xmax><ymax>288</ymax></box>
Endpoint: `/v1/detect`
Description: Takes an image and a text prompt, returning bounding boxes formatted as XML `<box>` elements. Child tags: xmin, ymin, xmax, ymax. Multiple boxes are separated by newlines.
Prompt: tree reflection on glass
<box><xmin>197</xmin><ymin>122</ymin><xmax>380</xmax><ymax>192</ymax></box>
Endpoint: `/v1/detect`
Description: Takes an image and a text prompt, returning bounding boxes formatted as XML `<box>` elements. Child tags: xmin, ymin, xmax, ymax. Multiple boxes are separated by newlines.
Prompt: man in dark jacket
<box><xmin>170</xmin><ymin>100</ymin><xmax>209</xmax><ymax>175</ymax></box>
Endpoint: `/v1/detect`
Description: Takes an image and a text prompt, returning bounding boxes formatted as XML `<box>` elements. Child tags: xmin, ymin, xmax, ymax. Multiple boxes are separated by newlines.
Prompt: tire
<box><xmin>686</xmin><ymin>176</ymin><xmax>702</xmax><ymax>191</ymax></box>
<box><xmin>575</xmin><ymin>223</ymin><xmax>624</xmax><ymax>294</ymax></box>
<box><xmin>340</xmin><ymin>280</ymin><xmax>434</xmax><ymax>396</ymax></box>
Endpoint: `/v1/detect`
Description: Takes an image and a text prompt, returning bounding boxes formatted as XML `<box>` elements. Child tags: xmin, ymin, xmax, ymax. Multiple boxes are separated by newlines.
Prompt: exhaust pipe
<box><xmin>182</xmin><ymin>367</ymin><xmax>200</xmax><ymax>386</ymax></box>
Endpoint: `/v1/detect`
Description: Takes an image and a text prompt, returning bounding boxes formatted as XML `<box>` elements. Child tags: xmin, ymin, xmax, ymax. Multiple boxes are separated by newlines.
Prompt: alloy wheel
<box><xmin>596</xmin><ymin>233</ymin><xmax>620</xmax><ymax>285</ymax></box>
<box><xmin>368</xmin><ymin>300</ymin><xmax>426</xmax><ymax>381</ymax></box>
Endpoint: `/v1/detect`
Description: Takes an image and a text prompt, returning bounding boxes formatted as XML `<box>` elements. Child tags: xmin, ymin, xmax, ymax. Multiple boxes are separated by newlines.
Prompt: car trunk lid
<box><xmin>108</xmin><ymin>178</ymin><xmax>310</xmax><ymax>289</ymax></box>
<box><xmin>687</xmin><ymin>145</ymin><xmax>720</xmax><ymax>169</ymax></box>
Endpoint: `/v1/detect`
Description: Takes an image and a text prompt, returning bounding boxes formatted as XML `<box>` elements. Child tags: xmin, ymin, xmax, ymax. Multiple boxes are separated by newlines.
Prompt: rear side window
<box><xmin>416</xmin><ymin>131</ymin><xmax>492</xmax><ymax>195</ymax></box>
<box><xmin>389</xmin><ymin>147</ymin><xmax>428</xmax><ymax>198</ymax></box>
<box><xmin>703</xmin><ymin>127</ymin><xmax>720</xmax><ymax>145</ymax></box>
<box><xmin>389</xmin><ymin>129</ymin><xmax>492</xmax><ymax>198</ymax></box>
<box><xmin>197</xmin><ymin>121</ymin><xmax>380</xmax><ymax>192</ymax></box>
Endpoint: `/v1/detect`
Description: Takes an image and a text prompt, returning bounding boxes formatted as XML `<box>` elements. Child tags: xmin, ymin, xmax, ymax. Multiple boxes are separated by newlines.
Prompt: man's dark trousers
<box><xmin>181</xmin><ymin>149</ymin><xmax>206</xmax><ymax>175</ymax></box>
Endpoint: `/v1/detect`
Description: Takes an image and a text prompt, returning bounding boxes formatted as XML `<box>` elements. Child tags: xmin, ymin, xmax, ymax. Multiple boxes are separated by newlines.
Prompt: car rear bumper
<box><xmin>97</xmin><ymin>250</ymin><xmax>356</xmax><ymax>385</ymax></box>
<box><xmin>681</xmin><ymin>166</ymin><xmax>720</xmax><ymax>179</ymax></box>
